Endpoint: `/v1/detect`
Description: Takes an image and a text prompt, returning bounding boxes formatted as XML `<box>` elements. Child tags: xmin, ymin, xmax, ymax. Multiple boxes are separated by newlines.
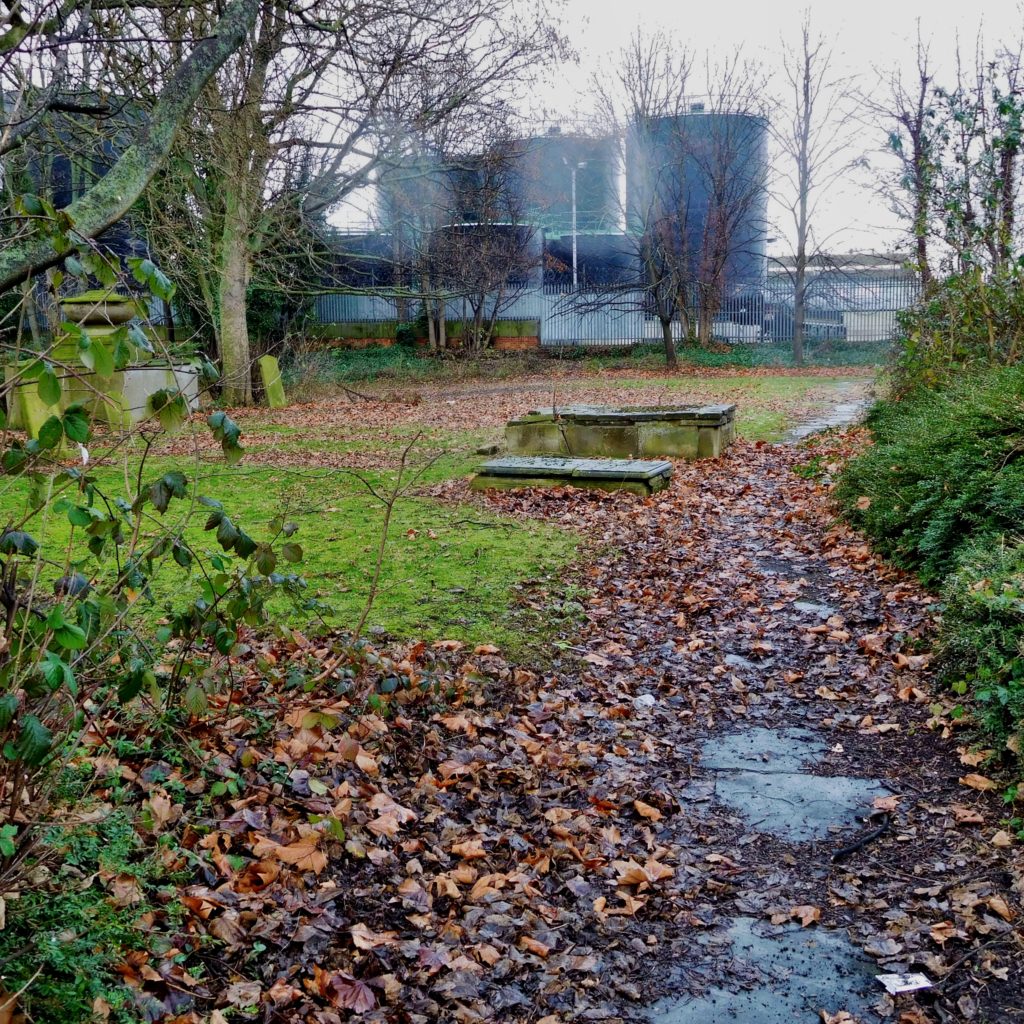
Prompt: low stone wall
<box><xmin>505</xmin><ymin>404</ymin><xmax>736</xmax><ymax>460</ymax></box>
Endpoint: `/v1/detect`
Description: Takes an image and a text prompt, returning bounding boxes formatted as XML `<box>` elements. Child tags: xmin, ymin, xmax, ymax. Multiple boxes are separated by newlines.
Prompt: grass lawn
<box><xmin>0</xmin><ymin>367</ymin><xmax>868</xmax><ymax>653</ymax></box>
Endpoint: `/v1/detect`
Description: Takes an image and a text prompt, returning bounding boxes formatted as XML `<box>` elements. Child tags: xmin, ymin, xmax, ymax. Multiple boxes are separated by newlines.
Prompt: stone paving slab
<box><xmin>649</xmin><ymin>917</ymin><xmax>881</xmax><ymax>1023</ymax></box>
<box><xmin>698</xmin><ymin>727</ymin><xmax>887</xmax><ymax>842</ymax></box>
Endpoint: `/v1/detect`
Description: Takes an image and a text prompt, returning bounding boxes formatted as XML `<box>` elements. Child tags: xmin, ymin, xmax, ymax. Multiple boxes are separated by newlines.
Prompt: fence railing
<box><xmin>311</xmin><ymin>276</ymin><xmax>921</xmax><ymax>347</ymax></box>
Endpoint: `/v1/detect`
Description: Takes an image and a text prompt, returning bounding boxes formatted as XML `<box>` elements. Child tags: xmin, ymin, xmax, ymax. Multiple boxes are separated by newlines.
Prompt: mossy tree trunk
<box><xmin>0</xmin><ymin>0</ymin><xmax>257</xmax><ymax>292</ymax></box>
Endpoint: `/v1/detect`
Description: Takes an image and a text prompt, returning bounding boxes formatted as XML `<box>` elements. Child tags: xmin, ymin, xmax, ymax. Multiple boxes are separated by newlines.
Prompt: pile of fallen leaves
<box><xmin>32</xmin><ymin>429</ymin><xmax>1023</xmax><ymax>1024</ymax></box>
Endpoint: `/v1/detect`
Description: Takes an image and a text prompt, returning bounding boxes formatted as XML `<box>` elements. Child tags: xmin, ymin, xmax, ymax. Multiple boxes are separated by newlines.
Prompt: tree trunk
<box><xmin>660</xmin><ymin>317</ymin><xmax>678</xmax><ymax>369</ymax></box>
<box><xmin>218</xmin><ymin>187</ymin><xmax>253</xmax><ymax>405</ymax></box>
<box><xmin>792</xmin><ymin>263</ymin><xmax>806</xmax><ymax>366</ymax></box>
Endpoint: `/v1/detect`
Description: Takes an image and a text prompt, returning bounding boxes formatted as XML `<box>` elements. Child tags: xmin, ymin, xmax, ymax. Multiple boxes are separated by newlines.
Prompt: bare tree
<box><xmin>592</xmin><ymin>32</ymin><xmax>769</xmax><ymax>366</ymax></box>
<box><xmin>773</xmin><ymin>12</ymin><xmax>859</xmax><ymax>364</ymax></box>
<box><xmin>593</xmin><ymin>29</ymin><xmax>694</xmax><ymax>367</ymax></box>
<box><xmin>865</xmin><ymin>28</ymin><xmax>939</xmax><ymax>286</ymax></box>
<box><xmin>142</xmin><ymin>0</ymin><xmax>563</xmax><ymax>403</ymax></box>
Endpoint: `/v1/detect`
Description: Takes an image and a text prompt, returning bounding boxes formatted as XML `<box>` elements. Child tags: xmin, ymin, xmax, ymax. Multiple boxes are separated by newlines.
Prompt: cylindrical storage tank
<box><xmin>504</xmin><ymin>131</ymin><xmax>620</xmax><ymax>235</ymax></box>
<box><xmin>625</xmin><ymin>109</ymin><xmax>768</xmax><ymax>292</ymax></box>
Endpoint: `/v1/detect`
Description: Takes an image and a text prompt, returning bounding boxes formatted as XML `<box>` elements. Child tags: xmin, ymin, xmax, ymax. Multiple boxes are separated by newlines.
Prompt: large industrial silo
<box><xmin>626</xmin><ymin>107</ymin><xmax>769</xmax><ymax>292</ymax></box>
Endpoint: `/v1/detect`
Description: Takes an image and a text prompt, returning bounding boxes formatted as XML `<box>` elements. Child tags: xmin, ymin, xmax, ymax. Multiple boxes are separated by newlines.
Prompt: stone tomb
<box><xmin>471</xmin><ymin>455</ymin><xmax>673</xmax><ymax>496</ymax></box>
<box><xmin>505</xmin><ymin>403</ymin><xmax>736</xmax><ymax>460</ymax></box>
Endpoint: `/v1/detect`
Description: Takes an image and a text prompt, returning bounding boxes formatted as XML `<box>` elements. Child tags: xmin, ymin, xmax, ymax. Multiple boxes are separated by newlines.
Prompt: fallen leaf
<box><xmin>959</xmin><ymin>774</ymin><xmax>998</xmax><ymax>792</ymax></box>
<box><xmin>633</xmin><ymin>799</ymin><xmax>663</xmax><ymax>822</ymax></box>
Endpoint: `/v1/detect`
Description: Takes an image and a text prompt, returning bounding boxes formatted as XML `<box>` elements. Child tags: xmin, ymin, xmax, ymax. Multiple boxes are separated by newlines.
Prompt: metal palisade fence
<box><xmin>311</xmin><ymin>275</ymin><xmax>921</xmax><ymax>349</ymax></box>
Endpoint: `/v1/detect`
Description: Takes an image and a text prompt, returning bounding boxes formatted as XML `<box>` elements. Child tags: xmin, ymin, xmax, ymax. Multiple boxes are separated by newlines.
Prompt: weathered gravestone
<box><xmin>258</xmin><ymin>355</ymin><xmax>287</xmax><ymax>409</ymax></box>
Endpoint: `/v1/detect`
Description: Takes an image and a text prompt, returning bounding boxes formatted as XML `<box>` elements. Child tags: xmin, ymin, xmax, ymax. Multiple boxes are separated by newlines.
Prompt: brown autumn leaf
<box><xmin>633</xmin><ymin>799</ymin><xmax>663</xmax><ymax>821</ymax></box>
<box><xmin>958</xmin><ymin>748</ymin><xmax>993</xmax><ymax>767</ymax></box>
<box><xmin>872</xmin><ymin>795</ymin><xmax>900</xmax><ymax>812</ymax></box>
<box><xmin>959</xmin><ymin>773</ymin><xmax>998</xmax><ymax>792</ymax></box>
<box><xmin>451</xmin><ymin>838</ymin><xmax>488</xmax><ymax>859</ymax></box>
<box><xmin>991</xmin><ymin>830</ymin><xmax>1014</xmax><ymax>848</ymax></box>
<box><xmin>986</xmin><ymin>895</ymin><xmax>1014</xmax><ymax>922</ymax></box>
<box><xmin>952</xmin><ymin>805</ymin><xmax>985</xmax><ymax>824</ymax></box>
<box><xmin>519</xmin><ymin>935</ymin><xmax>552</xmax><ymax>957</ymax></box>
<box><xmin>929</xmin><ymin>921</ymin><xmax>958</xmax><ymax>945</ymax></box>
<box><xmin>272</xmin><ymin>834</ymin><xmax>327</xmax><ymax>874</ymax></box>
<box><xmin>350</xmin><ymin>922</ymin><xmax>399</xmax><ymax>949</ymax></box>
<box><xmin>790</xmin><ymin>904</ymin><xmax>821</xmax><ymax>927</ymax></box>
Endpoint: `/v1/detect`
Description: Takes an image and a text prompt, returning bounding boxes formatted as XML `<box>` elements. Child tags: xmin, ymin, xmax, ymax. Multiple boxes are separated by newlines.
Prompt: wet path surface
<box><xmin>552</xmin><ymin>431</ymin><xmax>928</xmax><ymax>1022</ymax></box>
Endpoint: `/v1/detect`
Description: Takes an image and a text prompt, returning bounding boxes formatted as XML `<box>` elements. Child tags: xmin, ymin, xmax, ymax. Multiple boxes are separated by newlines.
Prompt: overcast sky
<box><xmin>338</xmin><ymin>1</ymin><xmax>1024</xmax><ymax>256</ymax></box>
<box><xmin>536</xmin><ymin>0</ymin><xmax>1024</xmax><ymax>254</ymax></box>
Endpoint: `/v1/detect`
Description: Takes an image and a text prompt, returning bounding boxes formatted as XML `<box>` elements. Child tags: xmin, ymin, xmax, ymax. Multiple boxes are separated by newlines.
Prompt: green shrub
<box><xmin>837</xmin><ymin>365</ymin><xmax>1024</xmax><ymax>585</ymax></box>
<box><xmin>940</xmin><ymin>540</ymin><xmax>1024</xmax><ymax>749</ymax></box>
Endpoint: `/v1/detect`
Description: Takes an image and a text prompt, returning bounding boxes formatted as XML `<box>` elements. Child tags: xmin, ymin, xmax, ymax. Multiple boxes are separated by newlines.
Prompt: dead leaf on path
<box><xmin>986</xmin><ymin>895</ymin><xmax>1014</xmax><ymax>921</ymax></box>
<box><xmin>959</xmin><ymin>773</ymin><xmax>998</xmax><ymax>792</ymax></box>
<box><xmin>952</xmin><ymin>805</ymin><xmax>984</xmax><ymax>824</ymax></box>
<box><xmin>451</xmin><ymin>838</ymin><xmax>488</xmax><ymax>859</ymax></box>
<box><xmin>350</xmin><ymin>922</ymin><xmax>399</xmax><ymax>949</ymax></box>
<box><xmin>872</xmin><ymin>795</ymin><xmax>900</xmax><ymax>812</ymax></box>
<box><xmin>271</xmin><ymin>834</ymin><xmax>327</xmax><ymax>874</ymax></box>
<box><xmin>929</xmin><ymin>921</ymin><xmax>958</xmax><ymax>945</ymax></box>
<box><xmin>957</xmin><ymin>747</ymin><xmax>993</xmax><ymax>767</ymax></box>
<box><xmin>633</xmin><ymin>799</ymin><xmax>663</xmax><ymax>821</ymax></box>
<box><xmin>583</xmin><ymin>652</ymin><xmax>612</xmax><ymax>667</ymax></box>
<box><xmin>820</xmin><ymin>1012</ymin><xmax>858</xmax><ymax>1024</ymax></box>
<box><xmin>991</xmin><ymin>830</ymin><xmax>1014</xmax><ymax>848</ymax></box>
<box><xmin>790</xmin><ymin>904</ymin><xmax>821</xmax><ymax>927</ymax></box>
<box><xmin>224</xmin><ymin>980</ymin><xmax>262</xmax><ymax>1006</ymax></box>
<box><xmin>612</xmin><ymin>856</ymin><xmax>673</xmax><ymax>888</ymax></box>
<box><xmin>519</xmin><ymin>935</ymin><xmax>552</xmax><ymax>957</ymax></box>
<box><xmin>432</xmin><ymin>639</ymin><xmax>464</xmax><ymax>651</ymax></box>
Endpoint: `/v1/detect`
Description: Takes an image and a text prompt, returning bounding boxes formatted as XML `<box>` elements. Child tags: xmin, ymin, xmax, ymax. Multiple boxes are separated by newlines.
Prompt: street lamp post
<box><xmin>563</xmin><ymin>157</ymin><xmax>587</xmax><ymax>291</ymax></box>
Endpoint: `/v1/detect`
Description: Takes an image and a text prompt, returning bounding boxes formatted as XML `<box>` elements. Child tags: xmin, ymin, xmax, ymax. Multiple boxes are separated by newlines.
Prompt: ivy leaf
<box><xmin>15</xmin><ymin>715</ymin><xmax>53</xmax><ymax>766</ymax></box>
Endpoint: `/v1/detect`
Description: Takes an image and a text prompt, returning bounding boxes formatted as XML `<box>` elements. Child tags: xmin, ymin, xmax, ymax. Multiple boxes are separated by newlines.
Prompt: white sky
<box><xmin>536</xmin><ymin>0</ymin><xmax>1024</xmax><ymax>254</ymax></box>
<box><xmin>337</xmin><ymin>0</ymin><xmax>1024</xmax><ymax>255</ymax></box>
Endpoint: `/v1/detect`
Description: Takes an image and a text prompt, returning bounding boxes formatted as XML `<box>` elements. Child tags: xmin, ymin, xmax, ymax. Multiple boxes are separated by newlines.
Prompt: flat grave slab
<box><xmin>471</xmin><ymin>455</ymin><xmax>672</xmax><ymax>496</ymax></box>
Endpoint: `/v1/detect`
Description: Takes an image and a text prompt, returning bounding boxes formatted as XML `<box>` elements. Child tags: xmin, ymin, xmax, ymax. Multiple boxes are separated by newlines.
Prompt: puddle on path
<box><xmin>649</xmin><ymin>917</ymin><xmax>881</xmax><ymax>1023</ymax></box>
<box><xmin>699</xmin><ymin>727</ymin><xmax>886</xmax><ymax>842</ymax></box>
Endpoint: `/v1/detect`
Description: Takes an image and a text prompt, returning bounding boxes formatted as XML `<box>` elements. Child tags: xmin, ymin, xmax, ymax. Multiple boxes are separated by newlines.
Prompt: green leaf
<box><xmin>148</xmin><ymin>470</ymin><xmax>188</xmax><ymax>514</ymax></box>
<box><xmin>184</xmin><ymin>683</ymin><xmax>208</xmax><ymax>718</ymax></box>
<box><xmin>215</xmin><ymin>515</ymin><xmax>239</xmax><ymax>552</ymax></box>
<box><xmin>172</xmin><ymin>541</ymin><xmax>192</xmax><ymax>568</ymax></box>
<box><xmin>234</xmin><ymin>531</ymin><xmax>257</xmax><ymax>559</ymax></box>
<box><xmin>0</xmin><ymin>822</ymin><xmax>17</xmax><ymax>857</ymax></box>
<box><xmin>62</xmin><ymin>405</ymin><xmax>90</xmax><ymax>443</ymax></box>
<box><xmin>15</xmin><ymin>715</ymin><xmax>53</xmax><ymax>766</ymax></box>
<box><xmin>41</xmin><ymin>652</ymin><xmax>76</xmax><ymax>694</ymax></box>
<box><xmin>37</xmin><ymin>416</ymin><xmax>63</xmax><ymax>450</ymax></box>
<box><xmin>0</xmin><ymin>530</ymin><xmax>38</xmax><ymax>555</ymax></box>
<box><xmin>53</xmin><ymin>622</ymin><xmax>88</xmax><ymax>651</ymax></box>
<box><xmin>254</xmin><ymin>544</ymin><xmax>276</xmax><ymax>575</ymax></box>
<box><xmin>91</xmin><ymin>340</ymin><xmax>114</xmax><ymax>378</ymax></box>
<box><xmin>37</xmin><ymin>368</ymin><xmax>62</xmax><ymax>407</ymax></box>
<box><xmin>0</xmin><ymin>693</ymin><xmax>18</xmax><ymax>731</ymax></box>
